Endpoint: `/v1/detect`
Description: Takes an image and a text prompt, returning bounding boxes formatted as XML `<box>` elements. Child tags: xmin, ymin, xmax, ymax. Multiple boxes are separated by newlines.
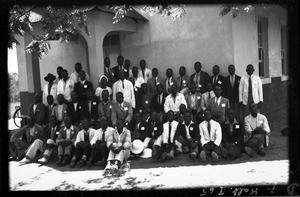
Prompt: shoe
<box><xmin>56</xmin><ymin>156</ymin><xmax>64</xmax><ymax>166</ymax></box>
<box><xmin>189</xmin><ymin>152</ymin><xmax>197</xmax><ymax>159</ymax></box>
<box><xmin>161</xmin><ymin>152</ymin><xmax>167</xmax><ymax>161</ymax></box>
<box><xmin>244</xmin><ymin>147</ymin><xmax>255</xmax><ymax>157</ymax></box>
<box><xmin>200</xmin><ymin>151</ymin><xmax>207</xmax><ymax>162</ymax></box>
<box><xmin>19</xmin><ymin>157</ymin><xmax>30</xmax><ymax>164</ymax></box>
<box><xmin>211</xmin><ymin>151</ymin><xmax>219</xmax><ymax>163</ymax></box>
<box><xmin>87</xmin><ymin>160</ymin><xmax>95</xmax><ymax>167</ymax></box>
<box><xmin>111</xmin><ymin>163</ymin><xmax>118</xmax><ymax>170</ymax></box>
<box><xmin>166</xmin><ymin>150</ymin><xmax>174</xmax><ymax>159</ymax></box>
<box><xmin>9</xmin><ymin>156</ymin><xmax>18</xmax><ymax>161</ymax></box>
<box><xmin>258</xmin><ymin>148</ymin><xmax>266</xmax><ymax>156</ymax></box>
<box><xmin>38</xmin><ymin>157</ymin><xmax>48</xmax><ymax>164</ymax></box>
<box><xmin>182</xmin><ymin>146</ymin><xmax>190</xmax><ymax>154</ymax></box>
<box><xmin>62</xmin><ymin>155</ymin><xmax>70</xmax><ymax>166</ymax></box>
<box><xmin>78</xmin><ymin>159</ymin><xmax>87</xmax><ymax>167</ymax></box>
<box><xmin>104</xmin><ymin>163</ymin><xmax>112</xmax><ymax>171</ymax></box>
<box><xmin>70</xmin><ymin>160</ymin><xmax>77</xmax><ymax>168</ymax></box>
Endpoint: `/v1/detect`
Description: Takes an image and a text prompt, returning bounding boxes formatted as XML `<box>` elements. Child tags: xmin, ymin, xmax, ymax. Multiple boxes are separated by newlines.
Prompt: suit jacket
<box><xmin>10</xmin><ymin>124</ymin><xmax>44</xmax><ymax>144</ymax></box>
<box><xmin>57</xmin><ymin>78</ymin><xmax>75</xmax><ymax>101</ymax></box>
<box><xmin>67</xmin><ymin>101</ymin><xmax>89</xmax><ymax>125</ymax></box>
<box><xmin>164</xmin><ymin>93</ymin><xmax>187</xmax><ymax>114</ymax></box>
<box><xmin>224</xmin><ymin>74</ymin><xmax>241</xmax><ymax>103</ymax></box>
<box><xmin>98</xmin><ymin>100</ymin><xmax>114</xmax><ymax>123</ymax></box>
<box><xmin>239</xmin><ymin>75</ymin><xmax>263</xmax><ymax>105</ymax></box>
<box><xmin>112</xmin><ymin>79</ymin><xmax>136</xmax><ymax>108</ymax></box>
<box><xmin>199</xmin><ymin>119</ymin><xmax>222</xmax><ymax>146</ymax></box>
<box><xmin>83</xmin><ymin>98</ymin><xmax>99</xmax><ymax>121</ymax></box>
<box><xmin>138</xmin><ymin>68</ymin><xmax>152</xmax><ymax>83</ymax></box>
<box><xmin>111</xmin><ymin>101</ymin><xmax>133</xmax><ymax>126</ymax></box>
<box><xmin>162</xmin><ymin>120</ymin><xmax>179</xmax><ymax>144</ymax></box>
<box><xmin>112</xmin><ymin>65</ymin><xmax>127</xmax><ymax>81</ymax></box>
<box><xmin>44</xmin><ymin>103</ymin><xmax>57</xmax><ymax>124</ymax></box>
<box><xmin>44</xmin><ymin>125</ymin><xmax>60</xmax><ymax>143</ymax></box>
<box><xmin>201</xmin><ymin>91</ymin><xmax>216</xmax><ymax>111</ymax></box>
<box><xmin>132</xmin><ymin>120</ymin><xmax>151</xmax><ymax>141</ymax></box>
<box><xmin>176</xmin><ymin>75</ymin><xmax>190</xmax><ymax>95</ymax></box>
<box><xmin>90</xmin><ymin>126</ymin><xmax>114</xmax><ymax>145</ymax></box>
<box><xmin>74</xmin><ymin>128</ymin><xmax>97</xmax><ymax>146</ymax></box>
<box><xmin>56</xmin><ymin>125</ymin><xmax>79</xmax><ymax>145</ymax></box>
<box><xmin>207</xmin><ymin>96</ymin><xmax>230</xmax><ymax>124</ymax></box>
<box><xmin>210</xmin><ymin>74</ymin><xmax>225</xmax><ymax>91</ymax></box>
<box><xmin>185</xmin><ymin>92</ymin><xmax>202</xmax><ymax>113</ymax></box>
<box><xmin>74</xmin><ymin>80</ymin><xmax>93</xmax><ymax>102</ymax></box>
<box><xmin>163</xmin><ymin>77</ymin><xmax>178</xmax><ymax>95</ymax></box>
<box><xmin>135</xmin><ymin>93</ymin><xmax>152</xmax><ymax>113</ymax></box>
<box><xmin>51</xmin><ymin>103</ymin><xmax>67</xmax><ymax>122</ymax></box>
<box><xmin>244</xmin><ymin>113</ymin><xmax>270</xmax><ymax>142</ymax></box>
<box><xmin>150</xmin><ymin>93</ymin><xmax>167</xmax><ymax>113</ymax></box>
<box><xmin>28</xmin><ymin>102</ymin><xmax>46</xmax><ymax>125</ymax></box>
<box><xmin>176</xmin><ymin>121</ymin><xmax>200</xmax><ymax>142</ymax></box>
<box><xmin>190</xmin><ymin>71</ymin><xmax>210</xmax><ymax>93</ymax></box>
<box><xmin>147</xmin><ymin>120</ymin><xmax>163</xmax><ymax>139</ymax></box>
<box><xmin>107</xmin><ymin>128</ymin><xmax>131</xmax><ymax>149</ymax></box>
<box><xmin>147</xmin><ymin>76</ymin><xmax>164</xmax><ymax>96</ymax></box>
<box><xmin>42</xmin><ymin>83</ymin><xmax>57</xmax><ymax>105</ymax></box>
<box><xmin>104</xmin><ymin>67</ymin><xmax>115</xmax><ymax>87</ymax></box>
<box><xmin>221</xmin><ymin>119</ymin><xmax>243</xmax><ymax>148</ymax></box>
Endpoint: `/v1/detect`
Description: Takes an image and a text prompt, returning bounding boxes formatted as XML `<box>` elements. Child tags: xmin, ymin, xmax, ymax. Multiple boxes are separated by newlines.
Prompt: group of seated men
<box><xmin>9</xmin><ymin>57</ymin><xmax>269</xmax><ymax>170</ymax></box>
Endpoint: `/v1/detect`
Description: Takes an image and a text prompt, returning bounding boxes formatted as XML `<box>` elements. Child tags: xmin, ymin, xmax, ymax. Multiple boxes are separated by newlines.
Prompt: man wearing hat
<box><xmin>89</xmin><ymin>117</ymin><xmax>113</xmax><ymax>166</ymax></box>
<box><xmin>105</xmin><ymin>119</ymin><xmax>131</xmax><ymax>170</ymax></box>
<box><xmin>38</xmin><ymin>116</ymin><xmax>60</xmax><ymax>163</ymax></box>
<box><xmin>43</xmin><ymin>73</ymin><xmax>57</xmax><ymax>106</ymax></box>
<box><xmin>175</xmin><ymin>110</ymin><xmax>200</xmax><ymax>159</ymax></box>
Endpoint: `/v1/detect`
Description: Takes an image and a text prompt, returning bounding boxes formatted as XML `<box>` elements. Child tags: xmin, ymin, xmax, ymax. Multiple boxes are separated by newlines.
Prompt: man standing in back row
<box><xmin>239</xmin><ymin>64</ymin><xmax>263</xmax><ymax>119</ymax></box>
<box><xmin>190</xmin><ymin>62</ymin><xmax>210</xmax><ymax>94</ymax></box>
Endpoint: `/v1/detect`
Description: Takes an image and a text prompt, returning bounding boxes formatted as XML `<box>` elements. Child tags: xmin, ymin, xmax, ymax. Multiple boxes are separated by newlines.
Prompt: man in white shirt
<box><xmin>70</xmin><ymin>62</ymin><xmax>90</xmax><ymax>83</ymax></box>
<box><xmin>113</xmin><ymin>70</ymin><xmax>136</xmax><ymax>108</ymax></box>
<box><xmin>129</xmin><ymin>66</ymin><xmax>145</xmax><ymax>89</ymax></box>
<box><xmin>57</xmin><ymin>69</ymin><xmax>75</xmax><ymax>102</ymax></box>
<box><xmin>164</xmin><ymin>84</ymin><xmax>187</xmax><ymax>115</ymax></box>
<box><xmin>105</xmin><ymin>119</ymin><xmax>131</xmax><ymax>170</ymax></box>
<box><xmin>160</xmin><ymin>110</ymin><xmax>180</xmax><ymax>161</ymax></box>
<box><xmin>201</xmin><ymin>82</ymin><xmax>215</xmax><ymax>112</ymax></box>
<box><xmin>138</xmin><ymin>60</ymin><xmax>152</xmax><ymax>83</ymax></box>
<box><xmin>70</xmin><ymin>118</ymin><xmax>96</xmax><ymax>168</ymax></box>
<box><xmin>89</xmin><ymin>117</ymin><xmax>113</xmax><ymax>166</ymax></box>
<box><xmin>199</xmin><ymin>109</ymin><xmax>222</xmax><ymax>163</ymax></box>
<box><xmin>244</xmin><ymin>103</ymin><xmax>270</xmax><ymax>157</ymax></box>
<box><xmin>239</xmin><ymin>64</ymin><xmax>263</xmax><ymax>119</ymax></box>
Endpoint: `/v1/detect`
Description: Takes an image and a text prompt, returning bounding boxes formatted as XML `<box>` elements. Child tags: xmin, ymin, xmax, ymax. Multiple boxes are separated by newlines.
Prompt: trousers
<box><xmin>107</xmin><ymin>142</ymin><xmax>130</xmax><ymax>163</ymax></box>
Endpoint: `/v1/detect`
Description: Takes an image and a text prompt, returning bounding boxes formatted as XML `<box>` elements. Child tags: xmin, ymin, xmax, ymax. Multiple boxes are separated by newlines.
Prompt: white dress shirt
<box><xmin>112</xmin><ymin>79</ymin><xmax>136</xmax><ymax>108</ymax></box>
<box><xmin>244</xmin><ymin>113</ymin><xmax>270</xmax><ymax>142</ymax></box>
<box><xmin>164</xmin><ymin>92</ymin><xmax>187</xmax><ymax>114</ymax></box>
<box><xmin>162</xmin><ymin>120</ymin><xmax>179</xmax><ymax>144</ymax></box>
<box><xmin>43</xmin><ymin>83</ymin><xmax>58</xmax><ymax>105</ymax></box>
<box><xmin>239</xmin><ymin>74</ymin><xmax>263</xmax><ymax>105</ymax></box>
<box><xmin>138</xmin><ymin>68</ymin><xmax>152</xmax><ymax>83</ymax></box>
<box><xmin>70</xmin><ymin>71</ymin><xmax>90</xmax><ymax>83</ymax></box>
<box><xmin>199</xmin><ymin>119</ymin><xmax>222</xmax><ymax>146</ymax></box>
<box><xmin>57</xmin><ymin>78</ymin><xmax>75</xmax><ymax>101</ymax></box>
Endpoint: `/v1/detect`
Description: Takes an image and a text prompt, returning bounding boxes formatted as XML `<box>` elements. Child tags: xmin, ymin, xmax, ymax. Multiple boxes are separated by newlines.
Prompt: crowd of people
<box><xmin>9</xmin><ymin>56</ymin><xmax>270</xmax><ymax>171</ymax></box>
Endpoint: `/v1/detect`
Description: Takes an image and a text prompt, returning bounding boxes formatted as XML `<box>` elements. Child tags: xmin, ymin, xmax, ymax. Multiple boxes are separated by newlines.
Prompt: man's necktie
<box><xmin>48</xmin><ymin>84</ymin><xmax>52</xmax><ymax>95</ymax></box>
<box><xmin>231</xmin><ymin>76</ymin><xmax>234</xmax><ymax>87</ymax></box>
<box><xmin>214</xmin><ymin>76</ymin><xmax>216</xmax><ymax>85</ymax></box>
<box><xmin>158</xmin><ymin>94</ymin><xmax>161</xmax><ymax>105</ymax></box>
<box><xmin>168</xmin><ymin>122</ymin><xmax>172</xmax><ymax>144</ymax></box>
<box><xmin>207</xmin><ymin>121</ymin><xmax>211</xmax><ymax>136</ymax></box>
<box><xmin>248</xmin><ymin>76</ymin><xmax>253</xmax><ymax>104</ymax></box>
<box><xmin>84</xmin><ymin>131</ymin><xmax>89</xmax><ymax>142</ymax></box>
<box><xmin>102</xmin><ymin>130</ymin><xmax>106</xmax><ymax>141</ymax></box>
<box><xmin>180</xmin><ymin>77</ymin><xmax>183</xmax><ymax>90</ymax></box>
<box><xmin>142</xmin><ymin>70</ymin><xmax>145</xmax><ymax>79</ymax></box>
<box><xmin>208</xmin><ymin>92</ymin><xmax>211</xmax><ymax>99</ymax></box>
<box><xmin>122</xmin><ymin>80</ymin><xmax>124</xmax><ymax>89</ymax></box>
<box><xmin>154</xmin><ymin>78</ymin><xmax>157</xmax><ymax>86</ymax></box>
<box><xmin>196</xmin><ymin>73</ymin><xmax>199</xmax><ymax>84</ymax></box>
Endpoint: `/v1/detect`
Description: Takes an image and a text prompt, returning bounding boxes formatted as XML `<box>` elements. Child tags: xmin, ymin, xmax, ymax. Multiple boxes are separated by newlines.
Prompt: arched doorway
<box><xmin>102</xmin><ymin>31</ymin><xmax>121</xmax><ymax>66</ymax></box>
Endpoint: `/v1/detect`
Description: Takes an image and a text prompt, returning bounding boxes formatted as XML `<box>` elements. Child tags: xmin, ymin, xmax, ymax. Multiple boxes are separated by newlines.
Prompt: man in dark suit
<box><xmin>163</xmin><ymin>68</ymin><xmax>178</xmax><ymax>95</ymax></box>
<box><xmin>221</xmin><ymin>108</ymin><xmax>244</xmax><ymax>160</ymax></box>
<box><xmin>83</xmin><ymin>90</ymin><xmax>99</xmax><ymax>122</ymax></box>
<box><xmin>150</xmin><ymin>84</ymin><xmax>167</xmax><ymax>122</ymax></box>
<box><xmin>9</xmin><ymin>117</ymin><xmax>45</xmax><ymax>163</ymax></box>
<box><xmin>210</xmin><ymin>65</ymin><xmax>225</xmax><ymax>94</ymax></box>
<box><xmin>28</xmin><ymin>92</ymin><xmax>46</xmax><ymax>125</ymax></box>
<box><xmin>207</xmin><ymin>85</ymin><xmax>230</xmax><ymax>124</ymax></box>
<box><xmin>175</xmin><ymin>110</ymin><xmax>200</xmax><ymax>159</ymax></box>
<box><xmin>190</xmin><ymin>62</ymin><xmax>210</xmax><ymax>93</ymax></box>
<box><xmin>176</xmin><ymin>66</ymin><xmax>190</xmax><ymax>95</ymax></box>
<box><xmin>135</xmin><ymin>83</ymin><xmax>151</xmax><ymax>114</ymax></box>
<box><xmin>103</xmin><ymin>57</ymin><xmax>114</xmax><ymax>87</ymax></box>
<box><xmin>98</xmin><ymin>90</ymin><xmax>114</xmax><ymax>127</ymax></box>
<box><xmin>44</xmin><ymin>95</ymin><xmax>57</xmax><ymax>125</ymax></box>
<box><xmin>112</xmin><ymin>55</ymin><xmax>126</xmax><ymax>81</ymax></box>
<box><xmin>147</xmin><ymin>68</ymin><xmax>164</xmax><ymax>97</ymax></box>
<box><xmin>67</xmin><ymin>91</ymin><xmax>89</xmax><ymax>127</ymax></box>
<box><xmin>224</xmin><ymin>65</ymin><xmax>241</xmax><ymax>121</ymax></box>
<box><xmin>74</xmin><ymin>70</ymin><xmax>93</xmax><ymax>102</ymax></box>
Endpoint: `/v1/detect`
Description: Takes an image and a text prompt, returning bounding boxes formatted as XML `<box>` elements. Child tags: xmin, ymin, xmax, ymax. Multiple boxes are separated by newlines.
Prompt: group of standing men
<box><xmin>9</xmin><ymin>56</ymin><xmax>270</xmax><ymax>170</ymax></box>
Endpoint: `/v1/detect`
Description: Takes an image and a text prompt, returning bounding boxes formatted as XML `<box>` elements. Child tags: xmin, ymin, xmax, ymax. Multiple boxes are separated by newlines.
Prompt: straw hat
<box><xmin>140</xmin><ymin>148</ymin><xmax>152</xmax><ymax>158</ymax></box>
<box><xmin>130</xmin><ymin>139</ymin><xmax>144</xmax><ymax>154</ymax></box>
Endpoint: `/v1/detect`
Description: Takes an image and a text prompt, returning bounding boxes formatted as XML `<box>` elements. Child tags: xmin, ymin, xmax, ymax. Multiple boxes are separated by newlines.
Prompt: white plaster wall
<box><xmin>39</xmin><ymin>36</ymin><xmax>88</xmax><ymax>89</ymax></box>
<box><xmin>120</xmin><ymin>5</ymin><xmax>235</xmax><ymax>79</ymax></box>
